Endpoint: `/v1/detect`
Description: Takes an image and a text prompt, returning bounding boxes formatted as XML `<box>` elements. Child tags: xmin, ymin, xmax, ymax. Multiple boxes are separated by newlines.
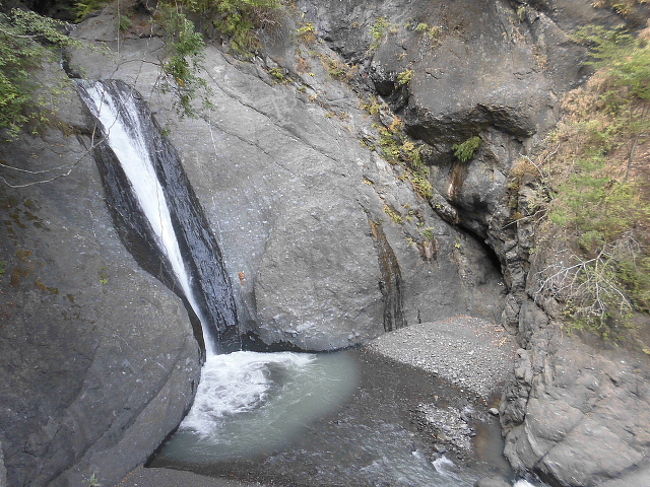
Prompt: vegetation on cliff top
<box><xmin>524</xmin><ymin>25</ymin><xmax>649</xmax><ymax>341</ymax></box>
<box><xmin>172</xmin><ymin>0</ymin><xmax>284</xmax><ymax>55</ymax></box>
<box><xmin>153</xmin><ymin>0</ymin><xmax>285</xmax><ymax>114</ymax></box>
<box><xmin>0</xmin><ymin>9</ymin><xmax>81</xmax><ymax>139</ymax></box>
<box><xmin>156</xmin><ymin>3</ymin><xmax>211</xmax><ymax>117</ymax></box>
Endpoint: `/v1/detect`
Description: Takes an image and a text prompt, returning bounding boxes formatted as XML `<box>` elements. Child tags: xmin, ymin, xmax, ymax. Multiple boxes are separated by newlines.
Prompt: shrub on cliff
<box><xmin>452</xmin><ymin>136</ymin><xmax>482</xmax><ymax>163</ymax></box>
<box><xmin>176</xmin><ymin>0</ymin><xmax>284</xmax><ymax>55</ymax></box>
<box><xmin>530</xmin><ymin>26</ymin><xmax>649</xmax><ymax>341</ymax></box>
<box><xmin>0</xmin><ymin>9</ymin><xmax>81</xmax><ymax>139</ymax></box>
<box><xmin>156</xmin><ymin>3</ymin><xmax>210</xmax><ymax>117</ymax></box>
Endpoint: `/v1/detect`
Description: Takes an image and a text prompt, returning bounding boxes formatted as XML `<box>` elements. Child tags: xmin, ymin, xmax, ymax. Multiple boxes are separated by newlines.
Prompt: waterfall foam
<box><xmin>78</xmin><ymin>81</ymin><xmax>216</xmax><ymax>355</ymax></box>
<box><xmin>181</xmin><ymin>351</ymin><xmax>315</xmax><ymax>437</ymax></box>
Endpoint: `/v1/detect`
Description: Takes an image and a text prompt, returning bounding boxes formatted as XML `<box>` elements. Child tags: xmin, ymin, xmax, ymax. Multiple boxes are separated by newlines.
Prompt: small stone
<box><xmin>433</xmin><ymin>443</ymin><xmax>447</xmax><ymax>453</ymax></box>
<box><xmin>474</xmin><ymin>477</ymin><xmax>510</xmax><ymax>487</ymax></box>
<box><xmin>488</xmin><ymin>408</ymin><xmax>499</xmax><ymax>416</ymax></box>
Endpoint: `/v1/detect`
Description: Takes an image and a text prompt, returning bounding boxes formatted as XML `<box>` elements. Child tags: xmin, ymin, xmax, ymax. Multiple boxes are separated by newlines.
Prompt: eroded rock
<box><xmin>68</xmin><ymin>5</ymin><xmax>505</xmax><ymax>351</ymax></box>
<box><xmin>0</xmin><ymin>69</ymin><xmax>200</xmax><ymax>487</ymax></box>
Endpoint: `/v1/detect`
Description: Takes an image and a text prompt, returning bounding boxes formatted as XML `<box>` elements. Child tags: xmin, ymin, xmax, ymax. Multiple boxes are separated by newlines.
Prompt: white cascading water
<box><xmin>182</xmin><ymin>351</ymin><xmax>315</xmax><ymax>437</ymax></box>
<box><xmin>80</xmin><ymin>82</ymin><xmax>215</xmax><ymax>356</ymax></box>
<box><xmin>79</xmin><ymin>83</ymin><xmax>319</xmax><ymax>441</ymax></box>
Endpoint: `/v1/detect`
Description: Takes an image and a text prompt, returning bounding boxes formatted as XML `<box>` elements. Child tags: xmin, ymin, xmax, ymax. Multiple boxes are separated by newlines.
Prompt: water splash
<box><xmin>182</xmin><ymin>351</ymin><xmax>315</xmax><ymax>437</ymax></box>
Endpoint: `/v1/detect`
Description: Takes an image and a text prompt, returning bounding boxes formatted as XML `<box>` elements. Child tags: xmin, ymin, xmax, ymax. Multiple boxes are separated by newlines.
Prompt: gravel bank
<box><xmin>364</xmin><ymin>316</ymin><xmax>517</xmax><ymax>399</ymax></box>
<box><xmin>115</xmin><ymin>466</ymin><xmax>267</xmax><ymax>487</ymax></box>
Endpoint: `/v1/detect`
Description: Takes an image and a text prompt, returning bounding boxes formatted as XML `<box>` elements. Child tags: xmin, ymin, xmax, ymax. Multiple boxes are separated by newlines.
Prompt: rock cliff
<box><xmin>0</xmin><ymin>69</ymin><xmax>201</xmax><ymax>486</ymax></box>
<box><xmin>1</xmin><ymin>0</ymin><xmax>648</xmax><ymax>486</ymax></box>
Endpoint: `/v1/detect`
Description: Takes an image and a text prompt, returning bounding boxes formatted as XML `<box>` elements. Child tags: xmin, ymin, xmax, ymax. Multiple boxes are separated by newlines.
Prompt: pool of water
<box><xmin>157</xmin><ymin>351</ymin><xmax>358</xmax><ymax>463</ymax></box>
<box><xmin>152</xmin><ymin>350</ymin><xmax>541</xmax><ymax>487</ymax></box>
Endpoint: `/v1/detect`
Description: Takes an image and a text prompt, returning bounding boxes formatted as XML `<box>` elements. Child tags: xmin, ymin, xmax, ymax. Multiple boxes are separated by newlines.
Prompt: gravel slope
<box><xmin>115</xmin><ymin>466</ymin><xmax>267</xmax><ymax>487</ymax></box>
<box><xmin>364</xmin><ymin>316</ymin><xmax>517</xmax><ymax>399</ymax></box>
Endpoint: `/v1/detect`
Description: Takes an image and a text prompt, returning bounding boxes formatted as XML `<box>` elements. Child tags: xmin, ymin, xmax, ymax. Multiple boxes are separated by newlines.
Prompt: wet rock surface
<box><xmin>415</xmin><ymin>404</ymin><xmax>475</xmax><ymax>454</ymax></box>
<box><xmin>68</xmin><ymin>5</ymin><xmax>505</xmax><ymax>351</ymax></box>
<box><xmin>0</xmin><ymin>70</ymin><xmax>201</xmax><ymax>487</ymax></box>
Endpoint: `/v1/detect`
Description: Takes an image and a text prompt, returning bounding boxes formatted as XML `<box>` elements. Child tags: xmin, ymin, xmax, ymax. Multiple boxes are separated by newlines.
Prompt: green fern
<box><xmin>452</xmin><ymin>136</ymin><xmax>481</xmax><ymax>162</ymax></box>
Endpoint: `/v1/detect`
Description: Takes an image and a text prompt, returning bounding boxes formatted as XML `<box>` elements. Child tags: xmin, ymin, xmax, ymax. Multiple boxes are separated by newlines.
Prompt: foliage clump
<box><xmin>73</xmin><ymin>0</ymin><xmax>110</xmax><ymax>21</ymax></box>
<box><xmin>530</xmin><ymin>25</ymin><xmax>650</xmax><ymax>339</ymax></box>
<box><xmin>360</xmin><ymin>95</ymin><xmax>383</xmax><ymax>115</ymax></box>
<box><xmin>268</xmin><ymin>66</ymin><xmax>287</xmax><ymax>82</ymax></box>
<box><xmin>396</xmin><ymin>68</ymin><xmax>413</xmax><ymax>86</ymax></box>
<box><xmin>296</xmin><ymin>22</ymin><xmax>316</xmax><ymax>43</ymax></box>
<box><xmin>383</xmin><ymin>204</ymin><xmax>404</xmax><ymax>224</ymax></box>
<box><xmin>452</xmin><ymin>136</ymin><xmax>482</xmax><ymax>162</ymax></box>
<box><xmin>0</xmin><ymin>9</ymin><xmax>82</xmax><ymax>139</ymax></box>
<box><xmin>174</xmin><ymin>0</ymin><xmax>284</xmax><ymax>55</ymax></box>
<box><xmin>414</xmin><ymin>22</ymin><xmax>441</xmax><ymax>42</ymax></box>
<box><xmin>373</xmin><ymin>118</ymin><xmax>433</xmax><ymax>200</ymax></box>
<box><xmin>156</xmin><ymin>3</ymin><xmax>211</xmax><ymax>117</ymax></box>
<box><xmin>574</xmin><ymin>25</ymin><xmax>650</xmax><ymax>101</ymax></box>
<box><xmin>370</xmin><ymin>17</ymin><xmax>395</xmax><ymax>50</ymax></box>
<box><xmin>591</xmin><ymin>0</ymin><xmax>648</xmax><ymax>16</ymax></box>
<box><xmin>319</xmin><ymin>54</ymin><xmax>356</xmax><ymax>81</ymax></box>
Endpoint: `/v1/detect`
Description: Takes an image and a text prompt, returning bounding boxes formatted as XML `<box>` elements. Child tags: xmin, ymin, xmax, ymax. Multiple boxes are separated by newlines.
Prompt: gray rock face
<box><xmin>68</xmin><ymin>3</ymin><xmax>505</xmax><ymax>351</ymax></box>
<box><xmin>254</xmin><ymin>198</ymin><xmax>384</xmax><ymax>349</ymax></box>
<box><xmin>297</xmin><ymin>0</ymin><xmax>632</xmax><ymax>296</ymax></box>
<box><xmin>297</xmin><ymin>1</ymin><xmax>650</xmax><ymax>485</ymax></box>
<box><xmin>0</xmin><ymin>69</ymin><xmax>201</xmax><ymax>487</ymax></box>
<box><xmin>297</xmin><ymin>0</ymin><xmax>591</xmax><ymax>243</ymax></box>
<box><xmin>474</xmin><ymin>477</ymin><xmax>510</xmax><ymax>487</ymax></box>
<box><xmin>5</xmin><ymin>1</ymin><xmax>646</xmax><ymax>487</ymax></box>
<box><xmin>501</xmin><ymin>319</ymin><xmax>650</xmax><ymax>487</ymax></box>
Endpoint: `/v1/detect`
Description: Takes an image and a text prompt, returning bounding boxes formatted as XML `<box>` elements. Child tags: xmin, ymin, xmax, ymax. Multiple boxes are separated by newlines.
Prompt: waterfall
<box><xmin>77</xmin><ymin>80</ymin><xmax>238</xmax><ymax>355</ymax></box>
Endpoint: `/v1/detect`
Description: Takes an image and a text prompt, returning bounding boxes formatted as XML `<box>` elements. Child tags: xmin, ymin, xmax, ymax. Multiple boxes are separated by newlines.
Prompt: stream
<box><xmin>152</xmin><ymin>349</ymin><xmax>536</xmax><ymax>487</ymax></box>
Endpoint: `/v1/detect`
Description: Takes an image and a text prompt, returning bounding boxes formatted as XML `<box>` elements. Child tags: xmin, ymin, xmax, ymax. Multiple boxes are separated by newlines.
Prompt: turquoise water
<box><xmin>154</xmin><ymin>350</ymin><xmax>542</xmax><ymax>487</ymax></box>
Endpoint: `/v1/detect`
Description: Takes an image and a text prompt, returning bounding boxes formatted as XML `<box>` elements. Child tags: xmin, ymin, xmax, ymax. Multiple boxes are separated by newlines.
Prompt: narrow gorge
<box><xmin>0</xmin><ymin>1</ymin><xmax>648</xmax><ymax>487</ymax></box>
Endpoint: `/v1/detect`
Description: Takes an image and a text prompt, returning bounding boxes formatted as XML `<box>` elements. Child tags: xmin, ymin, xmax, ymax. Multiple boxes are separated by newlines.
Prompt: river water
<box><xmin>152</xmin><ymin>350</ymin><xmax>540</xmax><ymax>487</ymax></box>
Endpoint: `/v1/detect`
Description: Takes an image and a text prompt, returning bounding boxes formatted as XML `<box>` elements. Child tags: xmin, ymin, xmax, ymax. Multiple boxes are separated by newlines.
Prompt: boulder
<box><xmin>474</xmin><ymin>477</ymin><xmax>510</xmax><ymax>487</ymax></box>
<box><xmin>501</xmin><ymin>331</ymin><xmax>650</xmax><ymax>486</ymax></box>
<box><xmin>0</xmin><ymin>68</ymin><xmax>201</xmax><ymax>487</ymax></box>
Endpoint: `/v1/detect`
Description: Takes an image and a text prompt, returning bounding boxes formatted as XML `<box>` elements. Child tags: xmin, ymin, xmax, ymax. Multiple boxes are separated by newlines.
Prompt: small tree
<box><xmin>0</xmin><ymin>9</ymin><xmax>82</xmax><ymax>139</ymax></box>
<box><xmin>452</xmin><ymin>136</ymin><xmax>481</xmax><ymax>162</ymax></box>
